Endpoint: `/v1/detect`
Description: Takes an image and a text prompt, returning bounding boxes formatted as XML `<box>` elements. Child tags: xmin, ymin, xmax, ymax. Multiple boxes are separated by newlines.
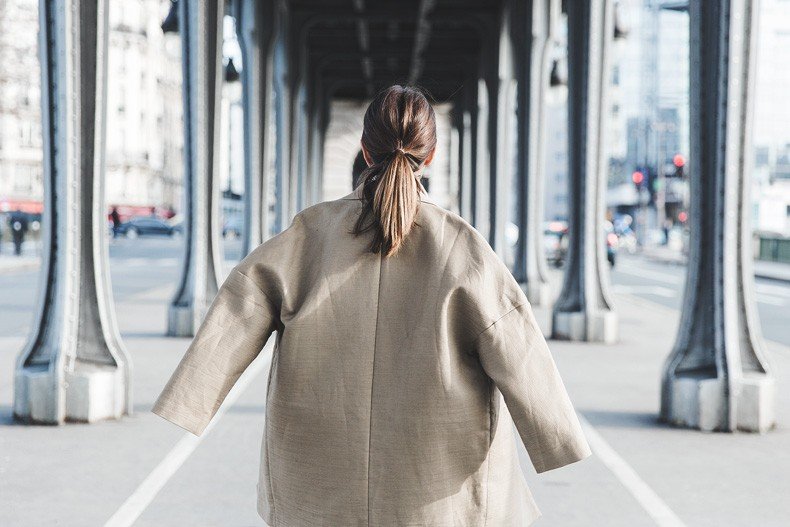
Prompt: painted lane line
<box><xmin>115</xmin><ymin>257</ymin><xmax>179</xmax><ymax>267</ymax></box>
<box><xmin>612</xmin><ymin>284</ymin><xmax>677</xmax><ymax>298</ymax></box>
<box><xmin>104</xmin><ymin>344</ymin><xmax>274</xmax><ymax>527</ymax></box>
<box><xmin>577</xmin><ymin>413</ymin><xmax>687</xmax><ymax>527</ymax></box>
<box><xmin>755</xmin><ymin>294</ymin><xmax>786</xmax><ymax>307</ymax></box>
<box><xmin>615</xmin><ymin>265</ymin><xmax>685</xmax><ymax>286</ymax></box>
<box><xmin>755</xmin><ymin>283</ymin><xmax>790</xmax><ymax>298</ymax></box>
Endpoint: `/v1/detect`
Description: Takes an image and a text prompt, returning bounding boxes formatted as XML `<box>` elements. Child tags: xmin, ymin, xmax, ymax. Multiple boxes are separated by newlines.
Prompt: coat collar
<box><xmin>339</xmin><ymin>186</ymin><xmax>437</xmax><ymax>205</ymax></box>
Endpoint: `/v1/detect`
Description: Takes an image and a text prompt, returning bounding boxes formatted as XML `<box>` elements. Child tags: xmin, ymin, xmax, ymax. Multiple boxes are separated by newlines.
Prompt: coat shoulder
<box><xmin>417</xmin><ymin>202</ymin><xmax>530</xmax><ymax>336</ymax></box>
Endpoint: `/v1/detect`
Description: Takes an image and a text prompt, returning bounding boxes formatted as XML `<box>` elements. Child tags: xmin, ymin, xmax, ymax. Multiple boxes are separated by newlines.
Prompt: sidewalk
<box><xmin>1</xmin><ymin>284</ymin><xmax>788</xmax><ymax>526</ymax></box>
<box><xmin>0</xmin><ymin>241</ymin><xmax>41</xmax><ymax>274</ymax></box>
<box><xmin>641</xmin><ymin>244</ymin><xmax>790</xmax><ymax>282</ymax></box>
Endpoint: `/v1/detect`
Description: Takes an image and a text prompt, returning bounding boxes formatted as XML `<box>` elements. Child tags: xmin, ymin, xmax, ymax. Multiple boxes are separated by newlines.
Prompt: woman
<box><xmin>153</xmin><ymin>85</ymin><xmax>591</xmax><ymax>526</ymax></box>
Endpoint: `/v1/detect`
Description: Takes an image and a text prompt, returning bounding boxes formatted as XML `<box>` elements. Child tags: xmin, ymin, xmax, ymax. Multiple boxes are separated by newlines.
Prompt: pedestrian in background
<box><xmin>110</xmin><ymin>206</ymin><xmax>121</xmax><ymax>238</ymax></box>
<box><xmin>153</xmin><ymin>85</ymin><xmax>591</xmax><ymax>526</ymax></box>
<box><xmin>9</xmin><ymin>209</ymin><xmax>28</xmax><ymax>256</ymax></box>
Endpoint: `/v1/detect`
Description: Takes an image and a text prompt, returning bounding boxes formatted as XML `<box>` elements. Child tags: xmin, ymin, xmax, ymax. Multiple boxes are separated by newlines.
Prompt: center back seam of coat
<box><xmin>367</xmin><ymin>250</ymin><xmax>384</xmax><ymax>526</ymax></box>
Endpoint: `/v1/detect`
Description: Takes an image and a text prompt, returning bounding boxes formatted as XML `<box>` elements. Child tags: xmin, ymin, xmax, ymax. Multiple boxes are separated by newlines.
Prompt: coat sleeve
<box><xmin>474</xmin><ymin>300</ymin><xmax>592</xmax><ymax>473</ymax></box>
<box><xmin>151</xmin><ymin>267</ymin><xmax>279</xmax><ymax>436</ymax></box>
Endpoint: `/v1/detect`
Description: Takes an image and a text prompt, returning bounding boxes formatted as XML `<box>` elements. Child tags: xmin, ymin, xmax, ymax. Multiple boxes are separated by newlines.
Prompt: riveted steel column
<box><xmin>482</xmin><ymin>2</ymin><xmax>520</xmax><ymax>260</ymax></box>
<box><xmin>292</xmin><ymin>81</ymin><xmax>309</xmax><ymax>211</ymax></box>
<box><xmin>660</xmin><ymin>0</ymin><xmax>774</xmax><ymax>433</ymax></box>
<box><xmin>512</xmin><ymin>0</ymin><xmax>557</xmax><ymax>306</ymax></box>
<box><xmin>167</xmin><ymin>0</ymin><xmax>224</xmax><ymax>337</ymax></box>
<box><xmin>551</xmin><ymin>0</ymin><xmax>618</xmax><ymax>343</ymax></box>
<box><xmin>14</xmin><ymin>0</ymin><xmax>132</xmax><ymax>424</ymax></box>
<box><xmin>474</xmin><ymin>78</ymin><xmax>491</xmax><ymax>237</ymax></box>
<box><xmin>306</xmin><ymin>74</ymin><xmax>325</xmax><ymax>205</ymax></box>
<box><xmin>272</xmin><ymin>5</ymin><xmax>291</xmax><ymax>233</ymax></box>
<box><xmin>236</xmin><ymin>0</ymin><xmax>276</xmax><ymax>254</ymax></box>
<box><xmin>457</xmin><ymin>86</ymin><xmax>475</xmax><ymax>224</ymax></box>
<box><xmin>467</xmin><ymin>80</ymin><xmax>481</xmax><ymax>228</ymax></box>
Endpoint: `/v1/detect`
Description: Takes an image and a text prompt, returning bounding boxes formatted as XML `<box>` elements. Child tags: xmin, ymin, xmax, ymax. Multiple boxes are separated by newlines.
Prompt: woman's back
<box><xmin>261</xmin><ymin>189</ymin><xmax>532</xmax><ymax>525</ymax></box>
<box><xmin>152</xmin><ymin>85</ymin><xmax>590</xmax><ymax>526</ymax></box>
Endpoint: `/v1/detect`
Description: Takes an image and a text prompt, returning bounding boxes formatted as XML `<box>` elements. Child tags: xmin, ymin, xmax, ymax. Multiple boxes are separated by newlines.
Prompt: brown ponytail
<box><xmin>351</xmin><ymin>85</ymin><xmax>437</xmax><ymax>257</ymax></box>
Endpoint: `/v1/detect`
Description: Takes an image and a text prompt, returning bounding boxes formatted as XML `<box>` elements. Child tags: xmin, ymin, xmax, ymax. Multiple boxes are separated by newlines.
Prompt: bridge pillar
<box><xmin>660</xmin><ymin>0</ymin><xmax>775</xmax><ymax>433</ymax></box>
<box><xmin>292</xmin><ymin>81</ymin><xmax>310</xmax><ymax>211</ymax></box>
<box><xmin>167</xmin><ymin>0</ymin><xmax>224</xmax><ymax>337</ymax></box>
<box><xmin>14</xmin><ymin>0</ymin><xmax>132</xmax><ymax>424</ymax></box>
<box><xmin>272</xmin><ymin>6</ymin><xmax>292</xmax><ymax>233</ymax></box>
<box><xmin>484</xmin><ymin>6</ymin><xmax>515</xmax><ymax>259</ymax></box>
<box><xmin>512</xmin><ymin>0</ymin><xmax>557</xmax><ymax>306</ymax></box>
<box><xmin>454</xmin><ymin>88</ymin><xmax>475</xmax><ymax>225</ymax></box>
<box><xmin>306</xmin><ymin>78</ymin><xmax>328</xmax><ymax>205</ymax></box>
<box><xmin>551</xmin><ymin>0</ymin><xmax>618</xmax><ymax>343</ymax></box>
<box><xmin>236</xmin><ymin>0</ymin><xmax>276</xmax><ymax>254</ymax></box>
<box><xmin>464</xmin><ymin>82</ymin><xmax>481</xmax><ymax>228</ymax></box>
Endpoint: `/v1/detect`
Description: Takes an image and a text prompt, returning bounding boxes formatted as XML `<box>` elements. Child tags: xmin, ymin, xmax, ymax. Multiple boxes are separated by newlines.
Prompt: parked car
<box><xmin>544</xmin><ymin>221</ymin><xmax>569</xmax><ymax>268</ymax></box>
<box><xmin>117</xmin><ymin>216</ymin><xmax>176</xmax><ymax>238</ymax></box>
<box><xmin>542</xmin><ymin>220</ymin><xmax>617</xmax><ymax>268</ymax></box>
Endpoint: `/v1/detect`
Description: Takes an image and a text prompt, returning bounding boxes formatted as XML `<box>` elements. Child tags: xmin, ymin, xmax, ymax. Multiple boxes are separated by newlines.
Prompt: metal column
<box><xmin>456</xmin><ymin>86</ymin><xmax>475</xmax><ymax>225</ymax></box>
<box><xmin>167</xmin><ymin>0</ymin><xmax>224</xmax><ymax>337</ymax></box>
<box><xmin>292</xmin><ymin>81</ymin><xmax>309</xmax><ymax>210</ymax></box>
<box><xmin>551</xmin><ymin>0</ymin><xmax>618</xmax><ymax>343</ymax></box>
<box><xmin>272</xmin><ymin>8</ymin><xmax>292</xmax><ymax>233</ymax></box>
<box><xmin>236</xmin><ymin>0</ymin><xmax>276</xmax><ymax>254</ymax></box>
<box><xmin>512</xmin><ymin>0</ymin><xmax>557</xmax><ymax>306</ymax></box>
<box><xmin>14</xmin><ymin>0</ymin><xmax>132</xmax><ymax>424</ymax></box>
<box><xmin>660</xmin><ymin>0</ymin><xmax>775</xmax><ymax>433</ymax></box>
<box><xmin>474</xmin><ymin>78</ymin><xmax>490</xmax><ymax>238</ymax></box>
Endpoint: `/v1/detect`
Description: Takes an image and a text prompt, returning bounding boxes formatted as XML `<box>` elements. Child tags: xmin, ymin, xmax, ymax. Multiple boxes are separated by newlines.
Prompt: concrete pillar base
<box><xmin>14</xmin><ymin>363</ymin><xmax>125</xmax><ymax>424</ymax></box>
<box><xmin>552</xmin><ymin>310</ymin><xmax>618</xmax><ymax>344</ymax></box>
<box><xmin>168</xmin><ymin>304</ymin><xmax>198</xmax><ymax>338</ymax></box>
<box><xmin>665</xmin><ymin>374</ymin><xmax>775</xmax><ymax>432</ymax></box>
<box><xmin>519</xmin><ymin>280</ymin><xmax>551</xmax><ymax>308</ymax></box>
<box><xmin>737</xmin><ymin>374</ymin><xmax>776</xmax><ymax>433</ymax></box>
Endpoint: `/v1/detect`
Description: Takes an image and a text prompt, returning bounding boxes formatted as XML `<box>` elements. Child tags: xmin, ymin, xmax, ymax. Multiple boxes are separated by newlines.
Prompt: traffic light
<box><xmin>672</xmin><ymin>154</ymin><xmax>685</xmax><ymax>178</ymax></box>
<box><xmin>632</xmin><ymin>170</ymin><xmax>644</xmax><ymax>187</ymax></box>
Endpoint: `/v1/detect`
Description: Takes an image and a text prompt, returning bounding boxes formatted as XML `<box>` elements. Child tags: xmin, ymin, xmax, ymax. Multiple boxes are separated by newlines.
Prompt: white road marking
<box><xmin>104</xmin><ymin>345</ymin><xmax>273</xmax><ymax>527</ymax></box>
<box><xmin>615</xmin><ymin>265</ymin><xmax>685</xmax><ymax>286</ymax></box>
<box><xmin>616</xmin><ymin>262</ymin><xmax>788</xmax><ymax>306</ymax></box>
<box><xmin>116</xmin><ymin>257</ymin><xmax>179</xmax><ymax>267</ymax></box>
<box><xmin>612</xmin><ymin>284</ymin><xmax>677</xmax><ymax>298</ymax></box>
<box><xmin>577</xmin><ymin>413</ymin><xmax>687</xmax><ymax>527</ymax></box>
<box><xmin>756</xmin><ymin>295</ymin><xmax>786</xmax><ymax>306</ymax></box>
<box><xmin>755</xmin><ymin>282</ymin><xmax>790</xmax><ymax>298</ymax></box>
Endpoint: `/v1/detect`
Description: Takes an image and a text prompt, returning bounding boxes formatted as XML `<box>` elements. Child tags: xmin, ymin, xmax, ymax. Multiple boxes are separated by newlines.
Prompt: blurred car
<box><xmin>117</xmin><ymin>216</ymin><xmax>176</xmax><ymax>238</ymax></box>
<box><xmin>543</xmin><ymin>220</ymin><xmax>617</xmax><ymax>268</ymax></box>
<box><xmin>544</xmin><ymin>221</ymin><xmax>568</xmax><ymax>268</ymax></box>
<box><xmin>223</xmin><ymin>216</ymin><xmax>243</xmax><ymax>239</ymax></box>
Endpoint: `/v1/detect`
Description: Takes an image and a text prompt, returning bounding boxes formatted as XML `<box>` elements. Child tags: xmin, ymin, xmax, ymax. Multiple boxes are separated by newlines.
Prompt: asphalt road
<box><xmin>1</xmin><ymin>238</ymin><xmax>788</xmax><ymax>348</ymax></box>
<box><xmin>609</xmin><ymin>253</ymin><xmax>790</xmax><ymax>348</ymax></box>
<box><xmin>0</xmin><ymin>235</ymin><xmax>242</xmax><ymax>338</ymax></box>
<box><xmin>2</xmin><ymin>238</ymin><xmax>789</xmax><ymax>526</ymax></box>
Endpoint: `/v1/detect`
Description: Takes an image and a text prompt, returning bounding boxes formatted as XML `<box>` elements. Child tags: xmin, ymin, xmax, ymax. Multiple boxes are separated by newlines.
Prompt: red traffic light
<box><xmin>673</xmin><ymin>154</ymin><xmax>685</xmax><ymax>167</ymax></box>
<box><xmin>632</xmin><ymin>171</ymin><xmax>644</xmax><ymax>185</ymax></box>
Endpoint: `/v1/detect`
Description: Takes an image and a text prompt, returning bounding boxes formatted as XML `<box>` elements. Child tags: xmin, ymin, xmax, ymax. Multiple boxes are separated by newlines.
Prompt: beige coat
<box><xmin>152</xmin><ymin>187</ymin><xmax>592</xmax><ymax>526</ymax></box>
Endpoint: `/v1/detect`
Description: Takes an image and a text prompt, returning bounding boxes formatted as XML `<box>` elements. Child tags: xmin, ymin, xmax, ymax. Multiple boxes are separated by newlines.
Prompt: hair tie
<box><xmin>395</xmin><ymin>147</ymin><xmax>406</xmax><ymax>155</ymax></box>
